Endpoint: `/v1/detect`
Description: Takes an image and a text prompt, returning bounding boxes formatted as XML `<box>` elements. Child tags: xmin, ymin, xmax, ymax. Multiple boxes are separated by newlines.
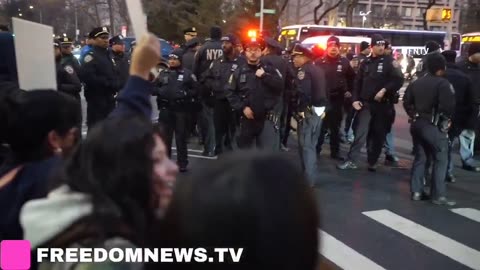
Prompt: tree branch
<box><xmin>317</xmin><ymin>0</ymin><xmax>344</xmax><ymax>24</ymax></box>
<box><xmin>279</xmin><ymin>0</ymin><xmax>289</xmax><ymax>15</ymax></box>
<box><xmin>423</xmin><ymin>0</ymin><xmax>436</xmax><ymax>30</ymax></box>
<box><xmin>313</xmin><ymin>0</ymin><xmax>324</xmax><ymax>24</ymax></box>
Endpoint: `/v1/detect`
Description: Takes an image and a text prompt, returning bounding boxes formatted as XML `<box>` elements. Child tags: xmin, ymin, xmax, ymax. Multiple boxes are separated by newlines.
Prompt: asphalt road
<box><xmin>80</xmin><ymin>92</ymin><xmax>480</xmax><ymax>270</ymax></box>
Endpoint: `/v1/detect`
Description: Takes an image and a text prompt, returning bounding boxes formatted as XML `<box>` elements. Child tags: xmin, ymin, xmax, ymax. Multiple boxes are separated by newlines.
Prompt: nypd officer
<box><xmin>154</xmin><ymin>49</ymin><xmax>198</xmax><ymax>172</ymax></box>
<box><xmin>182</xmin><ymin>27</ymin><xmax>197</xmax><ymax>48</ymax></box>
<box><xmin>194</xmin><ymin>26</ymin><xmax>223</xmax><ymax>156</ymax></box>
<box><xmin>225</xmin><ymin>38</ymin><xmax>284</xmax><ymax>150</ymax></box>
<box><xmin>315</xmin><ymin>36</ymin><xmax>355</xmax><ymax>159</ymax></box>
<box><xmin>204</xmin><ymin>34</ymin><xmax>244</xmax><ymax>154</ymax></box>
<box><xmin>291</xmin><ymin>44</ymin><xmax>328</xmax><ymax>186</ymax></box>
<box><xmin>80</xmin><ymin>26</ymin><xmax>121</xmax><ymax>129</ymax></box>
<box><xmin>337</xmin><ymin>34</ymin><xmax>404</xmax><ymax>171</ymax></box>
<box><xmin>403</xmin><ymin>53</ymin><xmax>455</xmax><ymax>205</ymax></box>
<box><xmin>109</xmin><ymin>35</ymin><xmax>130</xmax><ymax>89</ymax></box>
<box><xmin>59</xmin><ymin>37</ymin><xmax>81</xmax><ymax>75</ymax></box>
<box><xmin>54</xmin><ymin>39</ymin><xmax>82</xmax><ymax>100</ymax></box>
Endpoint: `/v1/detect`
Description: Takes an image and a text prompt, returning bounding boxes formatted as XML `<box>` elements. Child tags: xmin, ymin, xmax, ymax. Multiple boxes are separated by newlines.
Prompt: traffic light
<box><xmin>442</xmin><ymin>8</ymin><xmax>452</xmax><ymax>21</ymax></box>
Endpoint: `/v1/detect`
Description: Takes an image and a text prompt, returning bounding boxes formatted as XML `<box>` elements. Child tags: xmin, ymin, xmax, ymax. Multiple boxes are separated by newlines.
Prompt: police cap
<box><xmin>221</xmin><ymin>34</ymin><xmax>239</xmax><ymax>45</ymax></box>
<box><xmin>168</xmin><ymin>48</ymin><xmax>184</xmax><ymax>61</ymax></box>
<box><xmin>184</xmin><ymin>27</ymin><xmax>197</xmax><ymax>35</ymax></box>
<box><xmin>371</xmin><ymin>34</ymin><xmax>385</xmax><ymax>46</ymax></box>
<box><xmin>264</xmin><ymin>37</ymin><xmax>282</xmax><ymax>50</ymax></box>
<box><xmin>88</xmin><ymin>26</ymin><xmax>109</xmax><ymax>38</ymax></box>
<box><xmin>291</xmin><ymin>43</ymin><xmax>314</xmax><ymax>59</ymax></box>
<box><xmin>59</xmin><ymin>37</ymin><xmax>73</xmax><ymax>45</ymax></box>
<box><xmin>243</xmin><ymin>38</ymin><xmax>265</xmax><ymax>50</ymax></box>
<box><xmin>327</xmin><ymin>36</ymin><xmax>340</xmax><ymax>47</ymax></box>
<box><xmin>109</xmin><ymin>35</ymin><xmax>125</xmax><ymax>46</ymax></box>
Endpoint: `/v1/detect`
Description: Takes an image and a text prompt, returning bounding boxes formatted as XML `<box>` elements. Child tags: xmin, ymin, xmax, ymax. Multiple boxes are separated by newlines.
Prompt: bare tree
<box><xmin>345</xmin><ymin>0</ymin><xmax>358</xmax><ymax>26</ymax></box>
<box><xmin>279</xmin><ymin>0</ymin><xmax>289</xmax><ymax>15</ymax></box>
<box><xmin>314</xmin><ymin>0</ymin><xmax>344</xmax><ymax>24</ymax></box>
<box><xmin>422</xmin><ymin>0</ymin><xmax>436</xmax><ymax>30</ymax></box>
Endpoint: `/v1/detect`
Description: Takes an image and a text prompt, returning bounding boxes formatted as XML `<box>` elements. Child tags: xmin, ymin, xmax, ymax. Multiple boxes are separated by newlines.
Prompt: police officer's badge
<box><xmin>64</xmin><ymin>65</ymin><xmax>74</xmax><ymax>74</ymax></box>
<box><xmin>449</xmin><ymin>84</ymin><xmax>455</xmax><ymax>94</ymax></box>
<box><xmin>192</xmin><ymin>27</ymin><xmax>196</xmax><ymax>31</ymax></box>
<box><xmin>102</xmin><ymin>27</ymin><xmax>107</xmax><ymax>31</ymax></box>
<box><xmin>84</xmin><ymin>54</ymin><xmax>93</xmax><ymax>63</ymax></box>
<box><xmin>178</xmin><ymin>74</ymin><xmax>184</xmax><ymax>81</ymax></box>
<box><xmin>191</xmin><ymin>74</ymin><xmax>197</xmax><ymax>82</ymax></box>
<box><xmin>298</xmin><ymin>70</ymin><xmax>305</xmax><ymax>80</ymax></box>
<box><xmin>337</xmin><ymin>65</ymin><xmax>342</xmax><ymax>72</ymax></box>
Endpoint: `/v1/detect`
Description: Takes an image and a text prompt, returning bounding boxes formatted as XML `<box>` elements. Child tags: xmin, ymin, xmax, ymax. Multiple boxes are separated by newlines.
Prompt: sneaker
<box><xmin>337</xmin><ymin>160</ymin><xmax>358</xmax><ymax>170</ymax></box>
<box><xmin>281</xmin><ymin>144</ymin><xmax>290</xmax><ymax>152</ymax></box>
<box><xmin>368</xmin><ymin>163</ymin><xmax>378</xmax><ymax>172</ymax></box>
<box><xmin>385</xmin><ymin>155</ymin><xmax>399</xmax><ymax>166</ymax></box>
<box><xmin>431</xmin><ymin>197</ymin><xmax>456</xmax><ymax>206</ymax></box>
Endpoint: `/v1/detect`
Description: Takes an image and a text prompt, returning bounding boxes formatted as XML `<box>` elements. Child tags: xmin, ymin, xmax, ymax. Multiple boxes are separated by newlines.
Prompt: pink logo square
<box><xmin>0</xmin><ymin>240</ymin><xmax>31</xmax><ymax>270</ymax></box>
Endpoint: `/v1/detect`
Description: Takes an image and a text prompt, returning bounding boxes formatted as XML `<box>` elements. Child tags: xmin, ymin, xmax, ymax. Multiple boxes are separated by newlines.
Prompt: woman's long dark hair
<box><xmin>58</xmin><ymin>116</ymin><xmax>159</xmax><ymax>245</ymax></box>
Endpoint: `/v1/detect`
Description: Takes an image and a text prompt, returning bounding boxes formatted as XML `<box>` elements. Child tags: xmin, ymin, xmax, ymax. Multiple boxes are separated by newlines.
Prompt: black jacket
<box><xmin>225</xmin><ymin>61</ymin><xmax>283</xmax><ymax>120</ymax></box>
<box><xmin>153</xmin><ymin>67</ymin><xmax>198</xmax><ymax>112</ymax></box>
<box><xmin>111</xmin><ymin>51</ymin><xmax>130</xmax><ymax>89</ymax></box>
<box><xmin>204</xmin><ymin>55</ymin><xmax>245</xmax><ymax>100</ymax></box>
<box><xmin>193</xmin><ymin>39</ymin><xmax>223</xmax><ymax>78</ymax></box>
<box><xmin>403</xmin><ymin>74</ymin><xmax>455</xmax><ymax>120</ymax></box>
<box><xmin>182</xmin><ymin>47</ymin><xmax>196</xmax><ymax>71</ymax></box>
<box><xmin>457</xmin><ymin>59</ymin><xmax>480</xmax><ymax>107</ymax></box>
<box><xmin>294</xmin><ymin>62</ymin><xmax>328</xmax><ymax>111</ymax></box>
<box><xmin>444</xmin><ymin>63</ymin><xmax>476</xmax><ymax>129</ymax></box>
<box><xmin>80</xmin><ymin>46</ymin><xmax>121</xmax><ymax>101</ymax></box>
<box><xmin>353</xmin><ymin>55</ymin><xmax>404</xmax><ymax>103</ymax></box>
<box><xmin>56</xmin><ymin>59</ymin><xmax>82</xmax><ymax>100</ymax></box>
<box><xmin>61</xmin><ymin>54</ymin><xmax>81</xmax><ymax>76</ymax></box>
<box><xmin>315</xmin><ymin>55</ymin><xmax>355</xmax><ymax>99</ymax></box>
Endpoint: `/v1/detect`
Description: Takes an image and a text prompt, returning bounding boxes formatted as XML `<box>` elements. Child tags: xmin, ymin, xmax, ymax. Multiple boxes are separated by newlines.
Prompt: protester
<box><xmin>0</xmin><ymin>90</ymin><xmax>82</xmax><ymax>240</ymax></box>
<box><xmin>157</xmin><ymin>151</ymin><xmax>319</xmax><ymax>270</ymax></box>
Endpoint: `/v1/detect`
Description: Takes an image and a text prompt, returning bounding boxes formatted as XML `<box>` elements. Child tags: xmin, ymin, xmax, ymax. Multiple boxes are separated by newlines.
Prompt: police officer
<box><xmin>357</xmin><ymin>41</ymin><xmax>371</xmax><ymax>64</ymax></box>
<box><xmin>403</xmin><ymin>53</ymin><xmax>455</xmax><ymax>205</ymax></box>
<box><xmin>415</xmin><ymin>40</ymin><xmax>441</xmax><ymax>79</ymax></box>
<box><xmin>80</xmin><ymin>26</ymin><xmax>121</xmax><ymax>130</ymax></box>
<box><xmin>59</xmin><ymin>37</ymin><xmax>81</xmax><ymax>75</ymax></box>
<box><xmin>182</xmin><ymin>27</ymin><xmax>197</xmax><ymax>49</ymax></box>
<box><xmin>225</xmin><ymin>39</ymin><xmax>283</xmax><ymax>150</ymax></box>
<box><xmin>54</xmin><ymin>39</ymin><xmax>82</xmax><ymax>100</ymax></box>
<box><xmin>79</xmin><ymin>34</ymin><xmax>93</xmax><ymax>65</ymax></box>
<box><xmin>337</xmin><ymin>34</ymin><xmax>404</xmax><ymax>171</ymax></box>
<box><xmin>182</xmin><ymin>37</ymin><xmax>200</xmax><ymax>71</ymax></box>
<box><xmin>291</xmin><ymin>44</ymin><xmax>328</xmax><ymax>186</ymax></box>
<box><xmin>194</xmin><ymin>26</ymin><xmax>223</xmax><ymax>157</ymax></box>
<box><xmin>315</xmin><ymin>36</ymin><xmax>355</xmax><ymax>160</ymax></box>
<box><xmin>154</xmin><ymin>49</ymin><xmax>198</xmax><ymax>172</ymax></box>
<box><xmin>204</xmin><ymin>34</ymin><xmax>244</xmax><ymax>154</ymax></box>
<box><xmin>109</xmin><ymin>35</ymin><xmax>129</xmax><ymax>89</ymax></box>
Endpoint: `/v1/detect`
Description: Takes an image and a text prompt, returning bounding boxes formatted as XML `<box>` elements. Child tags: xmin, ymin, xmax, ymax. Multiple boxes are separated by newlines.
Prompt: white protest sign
<box><xmin>13</xmin><ymin>17</ymin><xmax>56</xmax><ymax>91</ymax></box>
<box><xmin>126</xmin><ymin>0</ymin><xmax>147</xmax><ymax>39</ymax></box>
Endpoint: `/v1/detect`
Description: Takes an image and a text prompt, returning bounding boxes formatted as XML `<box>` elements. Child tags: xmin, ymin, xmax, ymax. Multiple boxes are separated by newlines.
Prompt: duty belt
<box><xmin>266</xmin><ymin>111</ymin><xmax>280</xmax><ymax>131</ymax></box>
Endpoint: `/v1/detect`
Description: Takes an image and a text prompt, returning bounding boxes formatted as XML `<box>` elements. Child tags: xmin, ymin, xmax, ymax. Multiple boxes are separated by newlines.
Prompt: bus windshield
<box><xmin>460</xmin><ymin>32</ymin><xmax>480</xmax><ymax>58</ymax></box>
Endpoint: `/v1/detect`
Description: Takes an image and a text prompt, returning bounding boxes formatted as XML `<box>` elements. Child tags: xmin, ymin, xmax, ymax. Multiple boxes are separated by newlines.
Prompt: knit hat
<box><xmin>426</xmin><ymin>53</ymin><xmax>446</xmax><ymax>74</ymax></box>
<box><xmin>425</xmin><ymin>41</ymin><xmax>441</xmax><ymax>54</ymax></box>
<box><xmin>327</xmin><ymin>36</ymin><xmax>340</xmax><ymax>47</ymax></box>
<box><xmin>360</xmin><ymin>41</ymin><xmax>369</xmax><ymax>51</ymax></box>
<box><xmin>371</xmin><ymin>34</ymin><xmax>385</xmax><ymax>46</ymax></box>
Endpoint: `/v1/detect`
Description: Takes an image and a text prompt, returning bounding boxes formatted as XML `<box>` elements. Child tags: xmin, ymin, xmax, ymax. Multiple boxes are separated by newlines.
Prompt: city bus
<box><xmin>460</xmin><ymin>32</ymin><xmax>480</xmax><ymax>58</ymax></box>
<box><xmin>279</xmin><ymin>25</ymin><xmax>461</xmax><ymax>58</ymax></box>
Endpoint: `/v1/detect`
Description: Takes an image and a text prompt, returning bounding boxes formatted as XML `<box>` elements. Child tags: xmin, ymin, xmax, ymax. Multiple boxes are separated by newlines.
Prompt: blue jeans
<box><xmin>448</xmin><ymin>129</ymin><xmax>476</xmax><ymax>173</ymax></box>
<box><xmin>384</xmin><ymin>130</ymin><xmax>396</xmax><ymax>156</ymax></box>
<box><xmin>298</xmin><ymin>113</ymin><xmax>323</xmax><ymax>186</ymax></box>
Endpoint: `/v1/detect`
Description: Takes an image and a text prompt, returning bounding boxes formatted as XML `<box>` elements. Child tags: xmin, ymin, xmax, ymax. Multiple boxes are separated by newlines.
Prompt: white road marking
<box><xmin>363</xmin><ymin>209</ymin><xmax>480</xmax><ymax>270</ymax></box>
<box><xmin>318</xmin><ymin>229</ymin><xmax>387</xmax><ymax>270</ymax></box>
<box><xmin>450</xmin><ymin>208</ymin><xmax>480</xmax><ymax>223</ymax></box>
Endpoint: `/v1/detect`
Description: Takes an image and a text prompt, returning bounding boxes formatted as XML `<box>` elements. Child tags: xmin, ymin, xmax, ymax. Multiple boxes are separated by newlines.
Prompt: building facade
<box><xmin>280</xmin><ymin>0</ymin><xmax>465</xmax><ymax>32</ymax></box>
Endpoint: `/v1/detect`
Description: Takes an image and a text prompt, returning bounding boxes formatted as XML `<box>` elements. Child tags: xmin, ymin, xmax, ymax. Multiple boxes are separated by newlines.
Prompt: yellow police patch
<box><xmin>84</xmin><ymin>54</ymin><xmax>93</xmax><ymax>63</ymax></box>
<box><xmin>297</xmin><ymin>70</ymin><xmax>305</xmax><ymax>80</ymax></box>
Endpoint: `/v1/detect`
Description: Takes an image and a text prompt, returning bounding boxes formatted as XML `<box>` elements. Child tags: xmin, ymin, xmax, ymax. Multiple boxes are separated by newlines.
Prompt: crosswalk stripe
<box><xmin>318</xmin><ymin>229</ymin><xmax>387</xmax><ymax>270</ymax></box>
<box><xmin>363</xmin><ymin>210</ymin><xmax>480</xmax><ymax>270</ymax></box>
<box><xmin>450</xmin><ymin>208</ymin><xmax>480</xmax><ymax>223</ymax></box>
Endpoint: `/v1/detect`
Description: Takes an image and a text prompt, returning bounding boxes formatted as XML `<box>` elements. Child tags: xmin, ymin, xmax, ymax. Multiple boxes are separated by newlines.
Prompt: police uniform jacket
<box><xmin>153</xmin><ymin>67</ymin><xmax>198</xmax><ymax>112</ymax></box>
<box><xmin>182</xmin><ymin>47</ymin><xmax>196</xmax><ymax>71</ymax></box>
<box><xmin>294</xmin><ymin>62</ymin><xmax>328</xmax><ymax>112</ymax></box>
<box><xmin>61</xmin><ymin>54</ymin><xmax>81</xmax><ymax>76</ymax></box>
<box><xmin>316</xmin><ymin>55</ymin><xmax>355</xmax><ymax>99</ymax></box>
<box><xmin>80</xmin><ymin>46</ymin><xmax>121</xmax><ymax>101</ymax></box>
<box><xmin>403</xmin><ymin>74</ymin><xmax>455</xmax><ymax>121</ymax></box>
<box><xmin>225</xmin><ymin>62</ymin><xmax>283</xmax><ymax>121</ymax></box>
<box><xmin>445</xmin><ymin>63</ymin><xmax>476</xmax><ymax>130</ymax></box>
<box><xmin>111</xmin><ymin>50</ymin><xmax>130</xmax><ymax>89</ymax></box>
<box><xmin>193</xmin><ymin>39</ymin><xmax>223</xmax><ymax>78</ymax></box>
<box><xmin>204</xmin><ymin>56</ymin><xmax>245</xmax><ymax>100</ymax></box>
<box><xmin>56</xmin><ymin>60</ymin><xmax>82</xmax><ymax>100</ymax></box>
<box><xmin>353</xmin><ymin>55</ymin><xmax>404</xmax><ymax>103</ymax></box>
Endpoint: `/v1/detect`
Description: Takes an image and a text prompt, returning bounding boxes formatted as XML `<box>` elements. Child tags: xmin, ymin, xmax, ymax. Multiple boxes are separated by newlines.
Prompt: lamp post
<box><xmin>360</xmin><ymin>11</ymin><xmax>372</xmax><ymax>28</ymax></box>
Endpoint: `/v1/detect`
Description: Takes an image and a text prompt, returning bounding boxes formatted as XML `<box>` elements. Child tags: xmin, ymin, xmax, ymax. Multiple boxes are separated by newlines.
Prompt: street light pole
<box><xmin>260</xmin><ymin>0</ymin><xmax>264</xmax><ymax>33</ymax></box>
